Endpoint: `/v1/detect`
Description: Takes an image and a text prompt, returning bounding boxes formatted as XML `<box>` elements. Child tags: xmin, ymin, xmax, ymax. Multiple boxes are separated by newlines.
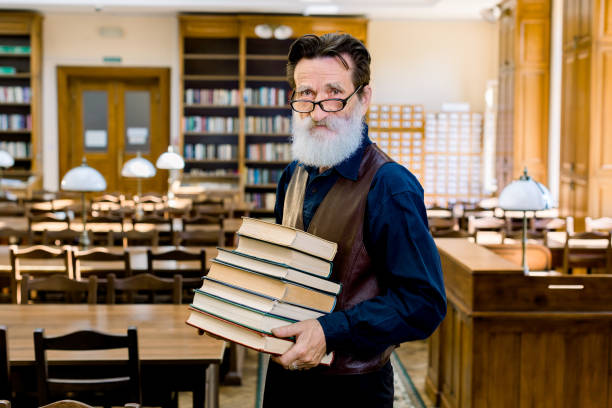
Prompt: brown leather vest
<box><xmin>282</xmin><ymin>144</ymin><xmax>396</xmax><ymax>374</ymax></box>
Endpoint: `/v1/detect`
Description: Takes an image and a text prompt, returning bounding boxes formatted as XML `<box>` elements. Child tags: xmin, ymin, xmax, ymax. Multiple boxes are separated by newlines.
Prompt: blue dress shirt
<box><xmin>274</xmin><ymin>125</ymin><xmax>447</xmax><ymax>357</ymax></box>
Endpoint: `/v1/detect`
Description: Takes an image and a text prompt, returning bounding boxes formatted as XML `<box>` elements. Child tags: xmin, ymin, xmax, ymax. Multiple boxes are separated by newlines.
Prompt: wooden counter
<box><xmin>426</xmin><ymin>239</ymin><xmax>612</xmax><ymax>408</ymax></box>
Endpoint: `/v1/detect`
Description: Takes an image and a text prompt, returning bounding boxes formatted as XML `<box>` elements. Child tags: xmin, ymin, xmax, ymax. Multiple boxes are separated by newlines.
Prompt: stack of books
<box><xmin>186</xmin><ymin>217</ymin><xmax>340</xmax><ymax>365</ymax></box>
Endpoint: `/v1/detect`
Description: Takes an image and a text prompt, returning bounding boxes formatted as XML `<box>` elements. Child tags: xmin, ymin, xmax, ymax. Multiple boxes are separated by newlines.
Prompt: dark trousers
<box><xmin>262</xmin><ymin>360</ymin><xmax>394</xmax><ymax>408</ymax></box>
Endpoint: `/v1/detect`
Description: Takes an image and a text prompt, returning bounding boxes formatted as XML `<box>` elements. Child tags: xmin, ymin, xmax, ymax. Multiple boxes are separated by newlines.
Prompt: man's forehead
<box><xmin>294</xmin><ymin>55</ymin><xmax>353</xmax><ymax>87</ymax></box>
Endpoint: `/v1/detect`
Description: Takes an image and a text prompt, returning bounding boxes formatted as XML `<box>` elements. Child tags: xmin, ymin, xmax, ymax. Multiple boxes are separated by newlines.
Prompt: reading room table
<box><xmin>1</xmin><ymin>303</ymin><xmax>225</xmax><ymax>408</ymax></box>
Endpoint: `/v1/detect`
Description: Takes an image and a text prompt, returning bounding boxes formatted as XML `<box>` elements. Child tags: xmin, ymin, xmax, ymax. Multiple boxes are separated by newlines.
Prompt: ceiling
<box><xmin>0</xmin><ymin>0</ymin><xmax>500</xmax><ymax>20</ymax></box>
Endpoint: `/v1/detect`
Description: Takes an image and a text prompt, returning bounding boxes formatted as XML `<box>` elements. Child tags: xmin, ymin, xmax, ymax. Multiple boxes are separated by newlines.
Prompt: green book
<box><xmin>0</xmin><ymin>66</ymin><xmax>16</xmax><ymax>74</ymax></box>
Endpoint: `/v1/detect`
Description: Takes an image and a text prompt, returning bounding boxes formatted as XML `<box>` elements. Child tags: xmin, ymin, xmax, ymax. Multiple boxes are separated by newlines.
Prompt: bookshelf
<box><xmin>179</xmin><ymin>15</ymin><xmax>367</xmax><ymax>214</ymax></box>
<box><xmin>0</xmin><ymin>11</ymin><xmax>41</xmax><ymax>186</ymax></box>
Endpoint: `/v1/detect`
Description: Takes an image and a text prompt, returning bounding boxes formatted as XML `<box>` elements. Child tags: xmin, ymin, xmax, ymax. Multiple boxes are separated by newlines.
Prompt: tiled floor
<box><xmin>179</xmin><ymin>339</ymin><xmax>433</xmax><ymax>408</ymax></box>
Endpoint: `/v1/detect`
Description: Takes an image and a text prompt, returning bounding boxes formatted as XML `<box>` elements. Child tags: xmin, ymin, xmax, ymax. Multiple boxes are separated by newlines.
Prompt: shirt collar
<box><xmin>298</xmin><ymin>123</ymin><xmax>371</xmax><ymax>181</ymax></box>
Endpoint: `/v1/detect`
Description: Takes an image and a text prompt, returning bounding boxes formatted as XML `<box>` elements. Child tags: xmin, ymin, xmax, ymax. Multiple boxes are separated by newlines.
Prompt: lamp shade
<box><xmin>254</xmin><ymin>24</ymin><xmax>273</xmax><ymax>39</ymax></box>
<box><xmin>498</xmin><ymin>168</ymin><xmax>553</xmax><ymax>211</ymax></box>
<box><xmin>61</xmin><ymin>161</ymin><xmax>106</xmax><ymax>192</ymax></box>
<box><xmin>0</xmin><ymin>150</ymin><xmax>14</xmax><ymax>168</ymax></box>
<box><xmin>121</xmin><ymin>155</ymin><xmax>156</xmax><ymax>178</ymax></box>
<box><xmin>156</xmin><ymin>147</ymin><xmax>184</xmax><ymax>170</ymax></box>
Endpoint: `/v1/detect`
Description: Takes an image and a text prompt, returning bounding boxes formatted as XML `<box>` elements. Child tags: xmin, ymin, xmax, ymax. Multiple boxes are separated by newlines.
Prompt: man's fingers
<box><xmin>272</xmin><ymin>321</ymin><xmax>302</xmax><ymax>338</ymax></box>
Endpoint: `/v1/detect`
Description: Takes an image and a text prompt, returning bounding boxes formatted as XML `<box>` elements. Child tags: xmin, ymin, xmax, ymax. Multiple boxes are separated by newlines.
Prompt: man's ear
<box><xmin>359</xmin><ymin>85</ymin><xmax>372</xmax><ymax>117</ymax></box>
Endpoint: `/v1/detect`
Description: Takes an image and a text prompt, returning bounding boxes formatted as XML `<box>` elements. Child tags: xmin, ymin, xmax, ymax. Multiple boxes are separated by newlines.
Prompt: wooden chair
<box><xmin>502</xmin><ymin>229</ymin><xmax>548</xmax><ymax>245</ymax></box>
<box><xmin>147</xmin><ymin>247</ymin><xmax>206</xmax><ymax>301</ymax></box>
<box><xmin>468</xmin><ymin>216</ymin><xmax>506</xmax><ymax>244</ymax></box>
<box><xmin>85</xmin><ymin>215</ymin><xmax>125</xmax><ymax>245</ymax></box>
<box><xmin>109</xmin><ymin>230</ymin><xmax>159</xmax><ymax>248</ymax></box>
<box><xmin>40</xmin><ymin>399</ymin><xmax>140</xmax><ymax>408</ymax></box>
<box><xmin>0</xmin><ymin>227</ymin><xmax>32</xmax><ymax>245</ymax></box>
<box><xmin>131</xmin><ymin>215</ymin><xmax>172</xmax><ymax>245</ymax></box>
<box><xmin>562</xmin><ymin>231</ymin><xmax>612</xmax><ymax>274</ymax></box>
<box><xmin>173</xmin><ymin>230</ymin><xmax>224</xmax><ymax>247</ymax></box>
<box><xmin>107</xmin><ymin>273</ymin><xmax>182</xmax><ymax>304</ymax></box>
<box><xmin>33</xmin><ymin>327</ymin><xmax>141</xmax><ymax>407</ymax></box>
<box><xmin>9</xmin><ymin>246</ymin><xmax>72</xmax><ymax>304</ymax></box>
<box><xmin>0</xmin><ymin>326</ymin><xmax>10</xmax><ymax>402</ymax></box>
<box><xmin>72</xmin><ymin>247</ymin><xmax>131</xmax><ymax>280</ymax></box>
<box><xmin>585</xmin><ymin>216</ymin><xmax>612</xmax><ymax>232</ymax></box>
<box><xmin>431</xmin><ymin>228</ymin><xmax>476</xmax><ymax>240</ymax></box>
<box><xmin>483</xmin><ymin>243</ymin><xmax>552</xmax><ymax>271</ymax></box>
<box><xmin>20</xmin><ymin>274</ymin><xmax>98</xmax><ymax>304</ymax></box>
<box><xmin>0</xmin><ymin>204</ymin><xmax>25</xmax><ymax>217</ymax></box>
<box><xmin>42</xmin><ymin>229</ymin><xmax>91</xmax><ymax>247</ymax></box>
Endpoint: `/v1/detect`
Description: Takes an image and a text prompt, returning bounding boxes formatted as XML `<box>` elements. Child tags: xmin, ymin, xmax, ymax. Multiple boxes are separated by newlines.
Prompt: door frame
<box><xmin>57</xmin><ymin>66</ymin><xmax>170</xmax><ymax>188</ymax></box>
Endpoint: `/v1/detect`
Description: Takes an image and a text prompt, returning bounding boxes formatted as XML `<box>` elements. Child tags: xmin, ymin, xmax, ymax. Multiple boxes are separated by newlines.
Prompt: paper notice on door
<box><xmin>127</xmin><ymin>127</ymin><xmax>148</xmax><ymax>145</ymax></box>
<box><xmin>84</xmin><ymin>129</ymin><xmax>108</xmax><ymax>148</ymax></box>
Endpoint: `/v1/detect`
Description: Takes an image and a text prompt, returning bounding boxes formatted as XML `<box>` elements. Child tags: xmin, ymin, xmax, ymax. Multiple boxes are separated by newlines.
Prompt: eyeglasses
<box><xmin>290</xmin><ymin>85</ymin><xmax>363</xmax><ymax>113</ymax></box>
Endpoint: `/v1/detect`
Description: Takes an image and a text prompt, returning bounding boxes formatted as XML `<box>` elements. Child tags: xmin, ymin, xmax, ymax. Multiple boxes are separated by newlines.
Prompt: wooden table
<box><xmin>427</xmin><ymin>238</ymin><xmax>612</xmax><ymax>408</ymax></box>
<box><xmin>1</xmin><ymin>303</ymin><xmax>225</xmax><ymax>408</ymax></box>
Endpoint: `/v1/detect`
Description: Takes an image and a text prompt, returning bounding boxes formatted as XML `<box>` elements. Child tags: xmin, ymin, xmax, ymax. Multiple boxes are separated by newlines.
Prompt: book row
<box><xmin>0</xmin><ymin>114</ymin><xmax>31</xmax><ymax>131</ymax></box>
<box><xmin>186</xmin><ymin>169</ymin><xmax>239</xmax><ymax>177</ymax></box>
<box><xmin>0</xmin><ymin>141</ymin><xmax>30</xmax><ymax>159</ymax></box>
<box><xmin>183</xmin><ymin>116</ymin><xmax>240</xmax><ymax>133</ymax></box>
<box><xmin>246</xmin><ymin>192</ymin><xmax>276</xmax><ymax>210</ymax></box>
<box><xmin>186</xmin><ymin>218</ymin><xmax>339</xmax><ymax>363</ymax></box>
<box><xmin>246</xmin><ymin>143</ymin><xmax>292</xmax><ymax>161</ymax></box>
<box><xmin>0</xmin><ymin>45</ymin><xmax>31</xmax><ymax>54</ymax></box>
<box><xmin>0</xmin><ymin>66</ymin><xmax>17</xmax><ymax>75</ymax></box>
<box><xmin>245</xmin><ymin>115</ymin><xmax>291</xmax><ymax>135</ymax></box>
<box><xmin>0</xmin><ymin>86</ymin><xmax>31</xmax><ymax>104</ymax></box>
<box><xmin>184</xmin><ymin>143</ymin><xmax>237</xmax><ymax>160</ymax></box>
<box><xmin>243</xmin><ymin>87</ymin><xmax>287</xmax><ymax>107</ymax></box>
<box><xmin>246</xmin><ymin>168</ymin><xmax>283</xmax><ymax>185</ymax></box>
<box><xmin>184</xmin><ymin>88</ymin><xmax>240</xmax><ymax>106</ymax></box>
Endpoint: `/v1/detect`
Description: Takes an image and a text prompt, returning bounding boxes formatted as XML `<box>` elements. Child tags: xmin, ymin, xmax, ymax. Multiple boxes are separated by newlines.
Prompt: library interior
<box><xmin>0</xmin><ymin>0</ymin><xmax>610</xmax><ymax>407</ymax></box>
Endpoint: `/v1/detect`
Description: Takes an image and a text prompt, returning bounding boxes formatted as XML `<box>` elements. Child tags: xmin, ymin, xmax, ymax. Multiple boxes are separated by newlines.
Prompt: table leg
<box><xmin>204</xmin><ymin>363</ymin><xmax>219</xmax><ymax>408</ymax></box>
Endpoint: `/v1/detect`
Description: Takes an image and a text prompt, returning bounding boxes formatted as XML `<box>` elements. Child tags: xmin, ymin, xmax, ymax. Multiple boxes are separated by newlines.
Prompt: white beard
<box><xmin>290</xmin><ymin>102</ymin><xmax>365</xmax><ymax>168</ymax></box>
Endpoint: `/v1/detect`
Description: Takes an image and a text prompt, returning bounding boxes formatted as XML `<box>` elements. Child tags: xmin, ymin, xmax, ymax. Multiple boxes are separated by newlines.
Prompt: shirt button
<box><xmin>312</xmin><ymin>188</ymin><xmax>317</xmax><ymax>193</ymax></box>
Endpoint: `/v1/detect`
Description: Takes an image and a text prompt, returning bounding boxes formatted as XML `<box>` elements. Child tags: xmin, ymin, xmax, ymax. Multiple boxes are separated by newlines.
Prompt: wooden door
<box><xmin>61</xmin><ymin>71</ymin><xmax>168</xmax><ymax>195</ymax></box>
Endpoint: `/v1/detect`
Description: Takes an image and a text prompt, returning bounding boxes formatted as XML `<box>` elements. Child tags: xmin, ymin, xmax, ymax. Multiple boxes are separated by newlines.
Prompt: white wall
<box><xmin>42</xmin><ymin>13</ymin><xmax>180</xmax><ymax>191</ymax></box>
<box><xmin>368</xmin><ymin>19</ymin><xmax>499</xmax><ymax>113</ymax></box>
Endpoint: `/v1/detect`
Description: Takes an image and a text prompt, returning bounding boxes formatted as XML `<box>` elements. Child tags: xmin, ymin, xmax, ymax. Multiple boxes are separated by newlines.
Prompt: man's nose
<box><xmin>310</xmin><ymin>103</ymin><xmax>329</xmax><ymax>122</ymax></box>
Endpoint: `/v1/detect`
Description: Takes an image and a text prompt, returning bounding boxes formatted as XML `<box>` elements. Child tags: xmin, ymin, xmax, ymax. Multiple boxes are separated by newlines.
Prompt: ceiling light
<box><xmin>304</xmin><ymin>4</ymin><xmax>340</xmax><ymax>15</ymax></box>
<box><xmin>254</xmin><ymin>24</ymin><xmax>273</xmax><ymax>39</ymax></box>
<box><xmin>273</xmin><ymin>25</ymin><xmax>293</xmax><ymax>40</ymax></box>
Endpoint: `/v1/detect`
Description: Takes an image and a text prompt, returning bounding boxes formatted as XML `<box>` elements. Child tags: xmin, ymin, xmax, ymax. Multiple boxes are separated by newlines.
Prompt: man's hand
<box><xmin>271</xmin><ymin>319</ymin><xmax>327</xmax><ymax>371</ymax></box>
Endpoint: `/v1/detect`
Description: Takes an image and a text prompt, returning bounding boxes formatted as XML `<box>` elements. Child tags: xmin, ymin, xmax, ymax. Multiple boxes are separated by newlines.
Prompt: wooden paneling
<box><xmin>180</xmin><ymin>15</ymin><xmax>239</xmax><ymax>38</ymax></box>
<box><xmin>496</xmin><ymin>0</ymin><xmax>550</xmax><ymax>190</ymax></box>
<box><xmin>426</xmin><ymin>239</ymin><xmax>612</xmax><ymax>408</ymax></box>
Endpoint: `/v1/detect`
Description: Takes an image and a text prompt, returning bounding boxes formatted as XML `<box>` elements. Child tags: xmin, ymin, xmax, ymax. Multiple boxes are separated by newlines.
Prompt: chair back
<box><xmin>9</xmin><ymin>245</ymin><xmax>72</xmax><ymax>303</ymax></box>
<box><xmin>563</xmin><ymin>231</ymin><xmax>612</xmax><ymax>274</ymax></box>
<box><xmin>585</xmin><ymin>217</ymin><xmax>612</xmax><ymax>233</ymax></box>
<box><xmin>431</xmin><ymin>229</ymin><xmax>476</xmax><ymax>240</ymax></box>
<box><xmin>20</xmin><ymin>274</ymin><xmax>98</xmax><ymax>304</ymax></box>
<box><xmin>147</xmin><ymin>248</ymin><xmax>206</xmax><ymax>299</ymax></box>
<box><xmin>72</xmin><ymin>247</ymin><xmax>131</xmax><ymax>279</ymax></box>
<box><xmin>107</xmin><ymin>273</ymin><xmax>182</xmax><ymax>304</ymax></box>
<box><xmin>0</xmin><ymin>326</ymin><xmax>9</xmax><ymax>401</ymax></box>
<box><xmin>483</xmin><ymin>243</ymin><xmax>552</xmax><ymax>271</ymax></box>
<box><xmin>40</xmin><ymin>399</ymin><xmax>141</xmax><ymax>408</ymax></box>
<box><xmin>117</xmin><ymin>230</ymin><xmax>159</xmax><ymax>248</ymax></box>
<box><xmin>34</xmin><ymin>327</ymin><xmax>141</xmax><ymax>406</ymax></box>
<box><xmin>42</xmin><ymin>229</ymin><xmax>89</xmax><ymax>247</ymax></box>
<box><xmin>173</xmin><ymin>230</ymin><xmax>223</xmax><ymax>247</ymax></box>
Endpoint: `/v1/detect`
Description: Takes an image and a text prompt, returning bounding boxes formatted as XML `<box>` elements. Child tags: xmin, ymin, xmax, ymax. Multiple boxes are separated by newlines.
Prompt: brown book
<box><xmin>207</xmin><ymin>260</ymin><xmax>337</xmax><ymax>313</ymax></box>
<box><xmin>236</xmin><ymin>235</ymin><xmax>333</xmax><ymax>278</ymax></box>
<box><xmin>186</xmin><ymin>307</ymin><xmax>334</xmax><ymax>365</ymax></box>
<box><xmin>237</xmin><ymin>217</ymin><xmax>338</xmax><ymax>261</ymax></box>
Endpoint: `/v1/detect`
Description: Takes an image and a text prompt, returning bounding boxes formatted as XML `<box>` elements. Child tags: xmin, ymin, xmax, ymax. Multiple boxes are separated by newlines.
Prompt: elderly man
<box><xmin>262</xmin><ymin>33</ymin><xmax>446</xmax><ymax>408</ymax></box>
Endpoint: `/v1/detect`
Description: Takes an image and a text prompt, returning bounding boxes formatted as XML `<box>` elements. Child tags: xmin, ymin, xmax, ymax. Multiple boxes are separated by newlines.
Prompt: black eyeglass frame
<box><xmin>289</xmin><ymin>85</ymin><xmax>363</xmax><ymax>113</ymax></box>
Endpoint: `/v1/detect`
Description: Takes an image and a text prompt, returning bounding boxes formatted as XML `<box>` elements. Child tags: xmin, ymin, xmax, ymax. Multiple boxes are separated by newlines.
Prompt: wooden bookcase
<box><xmin>495</xmin><ymin>0</ymin><xmax>550</xmax><ymax>191</ymax></box>
<box><xmin>0</xmin><ymin>11</ymin><xmax>41</xmax><ymax>186</ymax></box>
<box><xmin>179</xmin><ymin>14</ymin><xmax>367</xmax><ymax>215</ymax></box>
<box><xmin>560</xmin><ymin>0</ymin><xmax>612</xmax><ymax>219</ymax></box>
